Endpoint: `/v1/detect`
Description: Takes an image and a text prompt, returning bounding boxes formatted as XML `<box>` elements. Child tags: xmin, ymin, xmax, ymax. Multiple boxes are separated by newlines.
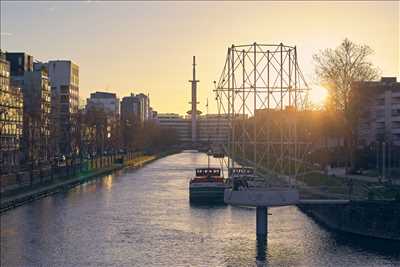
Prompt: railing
<box><xmin>0</xmin><ymin>151</ymin><xmax>143</xmax><ymax>194</ymax></box>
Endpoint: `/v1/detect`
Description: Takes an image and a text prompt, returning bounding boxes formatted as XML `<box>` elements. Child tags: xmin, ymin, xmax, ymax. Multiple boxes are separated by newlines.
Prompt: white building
<box><xmin>86</xmin><ymin>92</ymin><xmax>119</xmax><ymax>116</ymax></box>
<box><xmin>136</xmin><ymin>93</ymin><xmax>150</xmax><ymax>121</ymax></box>
<box><xmin>356</xmin><ymin>77</ymin><xmax>400</xmax><ymax>147</ymax></box>
<box><xmin>46</xmin><ymin>60</ymin><xmax>80</xmax><ymax>155</ymax></box>
<box><xmin>157</xmin><ymin>113</ymin><xmax>229</xmax><ymax>145</ymax></box>
<box><xmin>157</xmin><ymin>113</ymin><xmax>191</xmax><ymax>142</ymax></box>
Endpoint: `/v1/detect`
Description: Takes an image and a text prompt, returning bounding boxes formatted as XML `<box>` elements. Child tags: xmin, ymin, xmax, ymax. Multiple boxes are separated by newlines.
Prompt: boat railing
<box><xmin>195</xmin><ymin>168</ymin><xmax>221</xmax><ymax>177</ymax></box>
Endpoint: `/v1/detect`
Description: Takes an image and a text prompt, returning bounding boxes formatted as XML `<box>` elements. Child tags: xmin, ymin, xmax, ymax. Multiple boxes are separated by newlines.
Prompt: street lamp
<box><xmin>0</xmin><ymin>108</ymin><xmax>9</xmax><ymax>174</ymax></box>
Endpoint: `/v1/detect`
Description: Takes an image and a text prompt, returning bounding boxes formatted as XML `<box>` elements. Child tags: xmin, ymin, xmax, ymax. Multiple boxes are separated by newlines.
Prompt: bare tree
<box><xmin>313</xmin><ymin>38</ymin><xmax>380</xmax><ymax>170</ymax></box>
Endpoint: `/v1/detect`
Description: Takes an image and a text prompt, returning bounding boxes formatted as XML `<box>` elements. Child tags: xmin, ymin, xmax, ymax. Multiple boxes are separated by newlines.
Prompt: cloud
<box><xmin>0</xmin><ymin>32</ymin><xmax>12</xmax><ymax>36</ymax></box>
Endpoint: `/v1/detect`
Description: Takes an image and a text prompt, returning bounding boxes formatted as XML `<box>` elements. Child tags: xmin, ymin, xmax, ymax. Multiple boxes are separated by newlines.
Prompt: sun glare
<box><xmin>309</xmin><ymin>85</ymin><xmax>328</xmax><ymax>106</ymax></box>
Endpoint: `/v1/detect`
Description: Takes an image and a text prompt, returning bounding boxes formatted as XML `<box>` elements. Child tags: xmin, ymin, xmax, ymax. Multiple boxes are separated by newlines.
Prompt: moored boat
<box><xmin>189</xmin><ymin>168</ymin><xmax>228</xmax><ymax>203</ymax></box>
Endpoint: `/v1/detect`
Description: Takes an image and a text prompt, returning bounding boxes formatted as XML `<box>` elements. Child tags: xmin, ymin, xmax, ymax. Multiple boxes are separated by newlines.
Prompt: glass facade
<box><xmin>0</xmin><ymin>52</ymin><xmax>23</xmax><ymax>172</ymax></box>
<box><xmin>21</xmin><ymin>68</ymin><xmax>51</xmax><ymax>162</ymax></box>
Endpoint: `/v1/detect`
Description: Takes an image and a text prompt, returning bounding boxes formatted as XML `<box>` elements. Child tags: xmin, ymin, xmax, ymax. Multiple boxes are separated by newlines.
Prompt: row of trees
<box><xmin>77</xmin><ymin>107</ymin><xmax>178</xmax><ymax>158</ymax></box>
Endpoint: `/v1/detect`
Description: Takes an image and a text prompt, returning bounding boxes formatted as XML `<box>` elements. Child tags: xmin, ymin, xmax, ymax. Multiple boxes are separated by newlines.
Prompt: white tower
<box><xmin>189</xmin><ymin>56</ymin><xmax>199</xmax><ymax>143</ymax></box>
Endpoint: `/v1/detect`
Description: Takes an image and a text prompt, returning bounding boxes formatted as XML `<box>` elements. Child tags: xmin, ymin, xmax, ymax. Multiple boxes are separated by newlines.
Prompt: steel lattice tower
<box><xmin>215</xmin><ymin>42</ymin><xmax>311</xmax><ymax>185</ymax></box>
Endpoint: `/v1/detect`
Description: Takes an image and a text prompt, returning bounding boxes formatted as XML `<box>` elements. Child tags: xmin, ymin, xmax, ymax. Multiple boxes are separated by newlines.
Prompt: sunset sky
<box><xmin>1</xmin><ymin>1</ymin><xmax>399</xmax><ymax>115</ymax></box>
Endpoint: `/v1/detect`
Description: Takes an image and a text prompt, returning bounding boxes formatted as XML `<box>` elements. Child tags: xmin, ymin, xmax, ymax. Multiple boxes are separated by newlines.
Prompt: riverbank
<box><xmin>0</xmin><ymin>150</ymin><xmax>177</xmax><ymax>213</ymax></box>
<box><xmin>298</xmin><ymin>200</ymin><xmax>400</xmax><ymax>241</ymax></box>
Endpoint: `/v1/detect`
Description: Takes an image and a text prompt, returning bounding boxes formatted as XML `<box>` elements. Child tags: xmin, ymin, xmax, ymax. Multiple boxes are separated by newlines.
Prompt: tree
<box><xmin>313</xmin><ymin>38</ymin><xmax>380</xmax><ymax>170</ymax></box>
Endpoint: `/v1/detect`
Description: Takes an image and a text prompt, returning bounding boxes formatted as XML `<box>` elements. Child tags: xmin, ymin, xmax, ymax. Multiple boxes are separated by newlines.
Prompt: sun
<box><xmin>309</xmin><ymin>85</ymin><xmax>328</xmax><ymax>106</ymax></box>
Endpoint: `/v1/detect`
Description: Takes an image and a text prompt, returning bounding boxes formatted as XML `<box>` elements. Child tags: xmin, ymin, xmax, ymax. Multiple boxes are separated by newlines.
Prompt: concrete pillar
<box><xmin>256</xmin><ymin>206</ymin><xmax>268</xmax><ymax>238</ymax></box>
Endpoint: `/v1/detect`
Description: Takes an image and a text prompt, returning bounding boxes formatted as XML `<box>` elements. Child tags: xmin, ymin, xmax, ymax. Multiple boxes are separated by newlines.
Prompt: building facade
<box><xmin>157</xmin><ymin>113</ymin><xmax>191</xmax><ymax>143</ymax></box>
<box><xmin>86</xmin><ymin>92</ymin><xmax>119</xmax><ymax>117</ymax></box>
<box><xmin>356</xmin><ymin>77</ymin><xmax>400</xmax><ymax>147</ymax></box>
<box><xmin>120</xmin><ymin>94</ymin><xmax>141</xmax><ymax>124</ymax></box>
<box><xmin>5</xmin><ymin>52</ymin><xmax>51</xmax><ymax>163</ymax></box>
<box><xmin>136</xmin><ymin>93</ymin><xmax>150</xmax><ymax>121</ymax></box>
<box><xmin>85</xmin><ymin>92</ymin><xmax>120</xmax><ymax>154</ymax></box>
<box><xmin>22</xmin><ymin>67</ymin><xmax>51</xmax><ymax>162</ymax></box>
<box><xmin>120</xmin><ymin>93</ymin><xmax>151</xmax><ymax>124</ymax></box>
<box><xmin>46</xmin><ymin>60</ymin><xmax>79</xmax><ymax>156</ymax></box>
<box><xmin>157</xmin><ymin>113</ymin><xmax>229</xmax><ymax>145</ymax></box>
<box><xmin>197</xmin><ymin>114</ymin><xmax>230</xmax><ymax>144</ymax></box>
<box><xmin>5</xmin><ymin>52</ymin><xmax>33</xmax><ymax>76</ymax></box>
<box><xmin>0</xmin><ymin>51</ymin><xmax>23</xmax><ymax>173</ymax></box>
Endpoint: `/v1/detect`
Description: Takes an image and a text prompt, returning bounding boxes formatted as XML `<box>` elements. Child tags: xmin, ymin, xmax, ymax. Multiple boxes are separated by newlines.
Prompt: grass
<box><xmin>297</xmin><ymin>172</ymin><xmax>347</xmax><ymax>187</ymax></box>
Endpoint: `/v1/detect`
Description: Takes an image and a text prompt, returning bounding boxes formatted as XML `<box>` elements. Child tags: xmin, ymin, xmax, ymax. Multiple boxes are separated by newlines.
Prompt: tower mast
<box><xmin>189</xmin><ymin>56</ymin><xmax>199</xmax><ymax>144</ymax></box>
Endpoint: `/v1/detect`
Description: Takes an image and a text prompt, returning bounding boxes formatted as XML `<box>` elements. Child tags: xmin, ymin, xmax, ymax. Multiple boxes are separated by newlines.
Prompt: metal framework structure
<box><xmin>214</xmin><ymin>42</ymin><xmax>311</xmax><ymax>185</ymax></box>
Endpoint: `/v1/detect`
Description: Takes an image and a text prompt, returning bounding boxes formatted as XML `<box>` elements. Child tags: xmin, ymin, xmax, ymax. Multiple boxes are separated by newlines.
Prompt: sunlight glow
<box><xmin>309</xmin><ymin>85</ymin><xmax>328</xmax><ymax>107</ymax></box>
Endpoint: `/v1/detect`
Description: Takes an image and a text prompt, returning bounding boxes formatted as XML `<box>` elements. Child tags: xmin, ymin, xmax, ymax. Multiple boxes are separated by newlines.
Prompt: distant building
<box><xmin>22</xmin><ymin>66</ymin><xmax>51</xmax><ymax>162</ymax></box>
<box><xmin>355</xmin><ymin>77</ymin><xmax>400</xmax><ymax>147</ymax></box>
<box><xmin>157</xmin><ymin>113</ymin><xmax>229</xmax><ymax>145</ymax></box>
<box><xmin>120</xmin><ymin>93</ymin><xmax>151</xmax><ymax>124</ymax></box>
<box><xmin>85</xmin><ymin>91</ymin><xmax>120</xmax><ymax>153</ymax></box>
<box><xmin>5</xmin><ymin>52</ymin><xmax>51</xmax><ymax>163</ymax></box>
<box><xmin>157</xmin><ymin>113</ymin><xmax>191</xmax><ymax>143</ymax></box>
<box><xmin>5</xmin><ymin>52</ymin><xmax>33</xmax><ymax>76</ymax></box>
<box><xmin>86</xmin><ymin>91</ymin><xmax>119</xmax><ymax>116</ymax></box>
<box><xmin>136</xmin><ymin>93</ymin><xmax>150</xmax><ymax>121</ymax></box>
<box><xmin>197</xmin><ymin>114</ymin><xmax>230</xmax><ymax>144</ymax></box>
<box><xmin>120</xmin><ymin>94</ymin><xmax>142</xmax><ymax>125</ymax></box>
<box><xmin>149</xmin><ymin>107</ymin><xmax>158</xmax><ymax>121</ymax></box>
<box><xmin>0</xmin><ymin>51</ymin><xmax>23</xmax><ymax>172</ymax></box>
<box><xmin>46</xmin><ymin>60</ymin><xmax>80</xmax><ymax>156</ymax></box>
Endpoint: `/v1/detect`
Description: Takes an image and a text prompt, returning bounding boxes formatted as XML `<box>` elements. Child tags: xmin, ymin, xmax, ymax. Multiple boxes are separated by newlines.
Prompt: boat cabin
<box><xmin>229</xmin><ymin>167</ymin><xmax>254</xmax><ymax>176</ymax></box>
<box><xmin>195</xmin><ymin>168</ymin><xmax>221</xmax><ymax>177</ymax></box>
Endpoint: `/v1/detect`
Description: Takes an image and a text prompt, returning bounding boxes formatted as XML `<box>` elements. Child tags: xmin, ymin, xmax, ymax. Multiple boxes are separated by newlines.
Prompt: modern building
<box><xmin>22</xmin><ymin>66</ymin><xmax>51</xmax><ymax>162</ymax></box>
<box><xmin>120</xmin><ymin>93</ymin><xmax>147</xmax><ymax>150</ymax></box>
<box><xmin>85</xmin><ymin>91</ymin><xmax>120</xmax><ymax>153</ymax></box>
<box><xmin>5</xmin><ymin>52</ymin><xmax>51</xmax><ymax>163</ymax></box>
<box><xmin>86</xmin><ymin>92</ymin><xmax>119</xmax><ymax>116</ymax></box>
<box><xmin>120</xmin><ymin>93</ymin><xmax>151</xmax><ymax>124</ymax></box>
<box><xmin>355</xmin><ymin>77</ymin><xmax>400</xmax><ymax>147</ymax></box>
<box><xmin>149</xmin><ymin>107</ymin><xmax>158</xmax><ymax>121</ymax></box>
<box><xmin>5</xmin><ymin>52</ymin><xmax>33</xmax><ymax>76</ymax></box>
<box><xmin>46</xmin><ymin>60</ymin><xmax>80</xmax><ymax>156</ymax></box>
<box><xmin>120</xmin><ymin>94</ymin><xmax>142</xmax><ymax>125</ymax></box>
<box><xmin>136</xmin><ymin>93</ymin><xmax>150</xmax><ymax>121</ymax></box>
<box><xmin>157</xmin><ymin>113</ymin><xmax>191</xmax><ymax>143</ymax></box>
<box><xmin>197</xmin><ymin>114</ymin><xmax>230</xmax><ymax>144</ymax></box>
<box><xmin>0</xmin><ymin>51</ymin><xmax>23</xmax><ymax>172</ymax></box>
<box><xmin>157</xmin><ymin>113</ymin><xmax>229</xmax><ymax>145</ymax></box>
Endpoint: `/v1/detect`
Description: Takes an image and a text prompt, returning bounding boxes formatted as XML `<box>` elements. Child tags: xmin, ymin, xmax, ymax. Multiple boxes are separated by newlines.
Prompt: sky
<box><xmin>1</xmin><ymin>1</ymin><xmax>399</xmax><ymax>115</ymax></box>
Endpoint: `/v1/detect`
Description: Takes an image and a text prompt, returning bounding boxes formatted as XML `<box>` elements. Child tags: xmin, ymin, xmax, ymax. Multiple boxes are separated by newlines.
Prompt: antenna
<box><xmin>189</xmin><ymin>56</ymin><xmax>200</xmax><ymax>144</ymax></box>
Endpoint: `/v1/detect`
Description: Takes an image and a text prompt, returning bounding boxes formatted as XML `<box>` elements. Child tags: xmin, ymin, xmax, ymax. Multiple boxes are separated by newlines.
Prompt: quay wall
<box><xmin>0</xmin><ymin>151</ymin><xmax>177</xmax><ymax>213</ymax></box>
<box><xmin>298</xmin><ymin>201</ymin><xmax>400</xmax><ymax>241</ymax></box>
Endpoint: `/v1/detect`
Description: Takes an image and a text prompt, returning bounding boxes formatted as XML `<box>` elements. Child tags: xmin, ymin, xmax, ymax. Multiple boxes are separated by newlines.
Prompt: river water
<box><xmin>1</xmin><ymin>151</ymin><xmax>399</xmax><ymax>266</ymax></box>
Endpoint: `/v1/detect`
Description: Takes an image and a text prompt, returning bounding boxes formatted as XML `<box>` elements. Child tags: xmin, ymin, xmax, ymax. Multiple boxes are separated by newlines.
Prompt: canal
<box><xmin>1</xmin><ymin>151</ymin><xmax>399</xmax><ymax>266</ymax></box>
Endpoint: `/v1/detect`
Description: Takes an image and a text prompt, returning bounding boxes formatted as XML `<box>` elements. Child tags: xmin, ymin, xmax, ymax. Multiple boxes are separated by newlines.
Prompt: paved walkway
<box><xmin>328</xmin><ymin>168</ymin><xmax>400</xmax><ymax>186</ymax></box>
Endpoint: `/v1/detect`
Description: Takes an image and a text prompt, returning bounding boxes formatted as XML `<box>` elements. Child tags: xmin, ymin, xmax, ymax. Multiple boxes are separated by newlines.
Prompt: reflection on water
<box><xmin>1</xmin><ymin>152</ymin><xmax>399</xmax><ymax>266</ymax></box>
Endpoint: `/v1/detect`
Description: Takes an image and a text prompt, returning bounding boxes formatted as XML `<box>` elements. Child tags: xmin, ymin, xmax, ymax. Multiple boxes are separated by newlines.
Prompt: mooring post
<box><xmin>256</xmin><ymin>206</ymin><xmax>268</xmax><ymax>238</ymax></box>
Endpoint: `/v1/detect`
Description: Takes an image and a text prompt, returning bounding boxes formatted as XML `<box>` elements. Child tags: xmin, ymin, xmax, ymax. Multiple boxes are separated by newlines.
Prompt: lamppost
<box><xmin>0</xmin><ymin>108</ymin><xmax>9</xmax><ymax>174</ymax></box>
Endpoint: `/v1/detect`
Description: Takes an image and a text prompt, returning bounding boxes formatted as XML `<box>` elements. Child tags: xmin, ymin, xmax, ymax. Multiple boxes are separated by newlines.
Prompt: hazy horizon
<box><xmin>1</xmin><ymin>1</ymin><xmax>399</xmax><ymax>115</ymax></box>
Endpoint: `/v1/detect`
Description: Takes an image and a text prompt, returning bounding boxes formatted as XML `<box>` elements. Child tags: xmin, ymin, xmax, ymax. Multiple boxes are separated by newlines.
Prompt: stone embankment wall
<box><xmin>298</xmin><ymin>201</ymin><xmax>400</xmax><ymax>241</ymax></box>
<box><xmin>0</xmin><ymin>153</ymin><xmax>141</xmax><ymax>193</ymax></box>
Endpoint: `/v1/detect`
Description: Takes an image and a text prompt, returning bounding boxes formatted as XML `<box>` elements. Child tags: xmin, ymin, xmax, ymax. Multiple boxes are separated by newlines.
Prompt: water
<box><xmin>1</xmin><ymin>152</ymin><xmax>399</xmax><ymax>266</ymax></box>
